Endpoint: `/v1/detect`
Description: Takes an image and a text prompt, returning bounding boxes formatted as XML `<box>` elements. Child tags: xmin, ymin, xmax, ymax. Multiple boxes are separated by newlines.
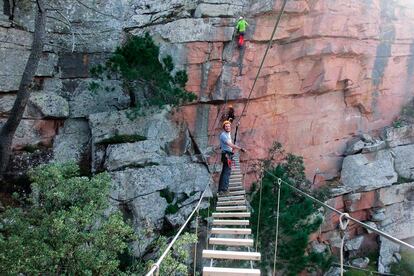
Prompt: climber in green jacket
<box><xmin>236</xmin><ymin>16</ymin><xmax>249</xmax><ymax>47</ymax></box>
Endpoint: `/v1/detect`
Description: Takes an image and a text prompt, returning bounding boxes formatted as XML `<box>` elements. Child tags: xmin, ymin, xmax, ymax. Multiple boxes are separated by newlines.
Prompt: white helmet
<box><xmin>239</xmin><ymin>16</ymin><xmax>243</xmax><ymax>20</ymax></box>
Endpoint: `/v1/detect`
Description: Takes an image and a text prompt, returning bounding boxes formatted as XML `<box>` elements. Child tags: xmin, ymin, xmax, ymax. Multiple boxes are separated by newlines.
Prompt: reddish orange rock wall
<box><xmin>179</xmin><ymin>0</ymin><xmax>414</xmax><ymax>184</ymax></box>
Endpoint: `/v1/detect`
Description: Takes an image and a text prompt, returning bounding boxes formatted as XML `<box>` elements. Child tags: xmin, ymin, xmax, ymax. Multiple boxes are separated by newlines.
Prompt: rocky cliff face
<box><xmin>2</xmin><ymin>0</ymin><xmax>414</xmax><ymax>182</ymax></box>
<box><xmin>2</xmin><ymin>0</ymin><xmax>414</xmax><ymax>268</ymax></box>
<box><xmin>314</xmin><ymin>125</ymin><xmax>414</xmax><ymax>273</ymax></box>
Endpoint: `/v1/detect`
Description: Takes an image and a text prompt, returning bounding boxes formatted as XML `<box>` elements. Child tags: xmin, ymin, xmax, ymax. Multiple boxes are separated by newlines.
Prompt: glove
<box><xmin>240</xmin><ymin>148</ymin><xmax>246</xmax><ymax>153</ymax></box>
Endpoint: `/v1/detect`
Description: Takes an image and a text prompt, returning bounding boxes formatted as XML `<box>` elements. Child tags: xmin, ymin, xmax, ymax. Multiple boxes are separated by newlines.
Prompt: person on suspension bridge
<box><xmin>235</xmin><ymin>16</ymin><xmax>249</xmax><ymax>47</ymax></box>
<box><xmin>218</xmin><ymin>120</ymin><xmax>246</xmax><ymax>195</ymax></box>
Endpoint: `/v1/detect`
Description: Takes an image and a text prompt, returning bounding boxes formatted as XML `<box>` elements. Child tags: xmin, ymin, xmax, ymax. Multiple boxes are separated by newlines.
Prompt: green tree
<box><xmin>250</xmin><ymin>144</ymin><xmax>331</xmax><ymax>275</ymax></box>
<box><xmin>0</xmin><ymin>162</ymin><xmax>135</xmax><ymax>275</ymax></box>
<box><xmin>90</xmin><ymin>33</ymin><xmax>196</xmax><ymax>113</ymax></box>
<box><xmin>145</xmin><ymin>233</ymin><xmax>197</xmax><ymax>275</ymax></box>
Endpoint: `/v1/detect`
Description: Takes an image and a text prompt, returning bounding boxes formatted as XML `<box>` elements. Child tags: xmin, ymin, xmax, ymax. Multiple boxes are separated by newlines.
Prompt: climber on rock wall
<box><xmin>236</xmin><ymin>16</ymin><xmax>249</xmax><ymax>47</ymax></box>
<box><xmin>218</xmin><ymin>120</ymin><xmax>246</xmax><ymax>195</ymax></box>
<box><xmin>221</xmin><ymin>104</ymin><xmax>236</xmax><ymax>123</ymax></box>
<box><xmin>221</xmin><ymin>104</ymin><xmax>240</xmax><ymax>143</ymax></box>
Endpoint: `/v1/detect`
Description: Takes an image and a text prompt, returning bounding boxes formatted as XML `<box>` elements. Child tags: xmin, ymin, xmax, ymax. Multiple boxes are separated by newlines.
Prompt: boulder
<box><xmin>377</xmin><ymin>182</ymin><xmax>414</xmax><ymax>206</ymax></box>
<box><xmin>88</xmin><ymin>108</ymin><xmax>178</xmax><ymax>145</ymax></box>
<box><xmin>375</xmin><ymin>200</ymin><xmax>414</xmax><ymax>273</ymax></box>
<box><xmin>0</xmin><ymin>119</ymin><xmax>60</xmax><ymax>150</ymax></box>
<box><xmin>0</xmin><ymin>29</ymin><xmax>57</xmax><ymax>92</ymax></box>
<box><xmin>364</xmin><ymin>221</ymin><xmax>378</xmax><ymax>234</ymax></box>
<box><xmin>378</xmin><ymin>238</ymin><xmax>400</xmax><ymax>273</ymax></box>
<box><xmin>393</xmin><ymin>144</ymin><xmax>414</xmax><ymax>180</ymax></box>
<box><xmin>361</xmin><ymin>134</ymin><xmax>375</xmax><ymax>144</ymax></box>
<box><xmin>29</xmin><ymin>92</ymin><xmax>69</xmax><ymax>118</ymax></box>
<box><xmin>381</xmin><ymin>125</ymin><xmax>414</xmax><ymax>148</ymax></box>
<box><xmin>344</xmin><ymin>139</ymin><xmax>364</xmax><ymax>155</ymax></box>
<box><xmin>135</xmin><ymin>18</ymin><xmax>235</xmax><ymax>43</ymax></box>
<box><xmin>131</xmin><ymin>0</ymin><xmax>197</xmax><ymax>28</ymax></box>
<box><xmin>110</xmin><ymin>161</ymin><xmax>211</xmax><ymax>198</ymax></box>
<box><xmin>379</xmin><ymin>202</ymin><xmax>414</xmax><ymax>239</ymax></box>
<box><xmin>0</xmin><ymin>27</ymin><xmax>32</xmax><ymax>92</ymax></box>
<box><xmin>0</xmin><ymin>94</ymin><xmax>16</xmax><ymax>116</ymax></box>
<box><xmin>104</xmin><ymin>141</ymin><xmax>166</xmax><ymax>171</ymax></box>
<box><xmin>341</xmin><ymin>150</ymin><xmax>397</xmax><ymax>191</ymax></box>
<box><xmin>194</xmin><ymin>3</ymin><xmax>245</xmax><ymax>18</ymax></box>
<box><xmin>344</xmin><ymin>235</ymin><xmax>364</xmax><ymax>251</ymax></box>
<box><xmin>361</xmin><ymin>140</ymin><xmax>386</xmax><ymax>153</ymax></box>
<box><xmin>35</xmin><ymin>52</ymin><xmax>58</xmax><ymax>77</ymax></box>
<box><xmin>343</xmin><ymin>191</ymin><xmax>375</xmax><ymax>212</ymax></box>
<box><xmin>371</xmin><ymin>208</ymin><xmax>386</xmax><ymax>222</ymax></box>
<box><xmin>53</xmin><ymin>119</ymin><xmax>91</xmax><ymax>164</ymax></box>
<box><xmin>68</xmin><ymin>80</ymin><xmax>130</xmax><ymax>118</ymax></box>
<box><xmin>351</xmin><ymin>257</ymin><xmax>370</xmax><ymax>269</ymax></box>
<box><xmin>1</xmin><ymin>92</ymin><xmax>69</xmax><ymax>119</ymax></box>
<box><xmin>130</xmin><ymin>192</ymin><xmax>168</xmax><ymax>230</ymax></box>
<box><xmin>166</xmin><ymin>200</ymin><xmax>209</xmax><ymax>227</ymax></box>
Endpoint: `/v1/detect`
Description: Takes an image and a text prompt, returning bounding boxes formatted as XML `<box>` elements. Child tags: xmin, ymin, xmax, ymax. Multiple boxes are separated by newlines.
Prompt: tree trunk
<box><xmin>0</xmin><ymin>0</ymin><xmax>46</xmax><ymax>176</ymax></box>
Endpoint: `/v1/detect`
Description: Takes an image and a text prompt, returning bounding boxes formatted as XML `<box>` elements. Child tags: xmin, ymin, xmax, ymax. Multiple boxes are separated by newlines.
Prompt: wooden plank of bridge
<box><xmin>203</xmin><ymin>267</ymin><xmax>260</xmax><ymax>276</ymax></box>
<box><xmin>211</xmin><ymin>228</ymin><xmax>251</xmax><ymax>235</ymax></box>
<box><xmin>212</xmin><ymin>212</ymin><xmax>250</xmax><ymax>218</ymax></box>
<box><xmin>203</xmin><ymin>154</ymin><xmax>261</xmax><ymax>275</ymax></box>
<box><xmin>202</xmin><ymin>250</ymin><xmax>261</xmax><ymax>261</ymax></box>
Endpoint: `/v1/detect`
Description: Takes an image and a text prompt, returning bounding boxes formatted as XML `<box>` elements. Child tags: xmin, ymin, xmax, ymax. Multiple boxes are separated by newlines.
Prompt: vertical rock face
<box><xmin>322</xmin><ymin>126</ymin><xmax>414</xmax><ymax>273</ymax></box>
<box><xmin>3</xmin><ymin>0</ymin><xmax>414</xmax><ymax>182</ymax></box>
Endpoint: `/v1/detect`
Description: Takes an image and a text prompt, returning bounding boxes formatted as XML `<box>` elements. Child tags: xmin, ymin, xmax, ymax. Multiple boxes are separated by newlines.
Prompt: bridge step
<box><xmin>217</xmin><ymin>200</ymin><xmax>245</xmax><ymax>206</ymax></box>
<box><xmin>212</xmin><ymin>212</ymin><xmax>250</xmax><ymax>218</ymax></box>
<box><xmin>216</xmin><ymin>206</ymin><xmax>247</xmax><ymax>211</ymax></box>
<box><xmin>229</xmin><ymin>183</ymin><xmax>243</xmax><ymax>187</ymax></box>
<box><xmin>203</xmin><ymin>267</ymin><xmax>260</xmax><ymax>276</ymax></box>
<box><xmin>202</xmin><ymin>250</ymin><xmax>261</xmax><ymax>261</ymax></box>
<box><xmin>228</xmin><ymin>186</ymin><xmax>244</xmax><ymax>191</ymax></box>
<box><xmin>209</xmin><ymin>238</ymin><xmax>254</xmax><ymax>247</ymax></box>
<box><xmin>212</xmin><ymin>219</ymin><xmax>249</xmax><ymax>226</ymax></box>
<box><xmin>228</xmin><ymin>190</ymin><xmax>245</xmax><ymax>195</ymax></box>
<box><xmin>218</xmin><ymin>195</ymin><xmax>245</xmax><ymax>201</ymax></box>
<box><xmin>211</xmin><ymin>228</ymin><xmax>251</xmax><ymax>235</ymax></box>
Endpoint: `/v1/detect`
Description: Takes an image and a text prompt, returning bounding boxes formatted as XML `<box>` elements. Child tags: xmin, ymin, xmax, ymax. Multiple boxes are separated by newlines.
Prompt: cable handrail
<box><xmin>262</xmin><ymin>168</ymin><xmax>414</xmax><ymax>251</ymax></box>
<box><xmin>145</xmin><ymin>182</ymin><xmax>210</xmax><ymax>276</ymax></box>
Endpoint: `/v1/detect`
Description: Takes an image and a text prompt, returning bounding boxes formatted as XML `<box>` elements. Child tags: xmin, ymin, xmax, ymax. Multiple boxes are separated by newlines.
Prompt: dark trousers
<box><xmin>218</xmin><ymin>152</ymin><xmax>232</xmax><ymax>192</ymax></box>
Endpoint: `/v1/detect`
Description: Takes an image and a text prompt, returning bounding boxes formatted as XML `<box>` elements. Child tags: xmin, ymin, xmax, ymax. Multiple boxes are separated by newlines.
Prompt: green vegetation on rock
<box><xmin>391</xmin><ymin>251</ymin><xmax>414</xmax><ymax>276</ymax></box>
<box><xmin>0</xmin><ymin>162</ymin><xmax>135</xmax><ymax>275</ymax></box>
<box><xmin>250</xmin><ymin>142</ymin><xmax>332</xmax><ymax>275</ymax></box>
<box><xmin>90</xmin><ymin>33</ymin><xmax>196</xmax><ymax>116</ymax></box>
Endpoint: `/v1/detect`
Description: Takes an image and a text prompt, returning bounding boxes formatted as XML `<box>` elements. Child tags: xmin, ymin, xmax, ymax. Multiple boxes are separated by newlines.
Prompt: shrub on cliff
<box><xmin>250</xmin><ymin>142</ymin><xmax>332</xmax><ymax>275</ymax></box>
<box><xmin>90</xmin><ymin>33</ymin><xmax>196</xmax><ymax>114</ymax></box>
<box><xmin>0</xmin><ymin>162</ymin><xmax>135</xmax><ymax>275</ymax></box>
